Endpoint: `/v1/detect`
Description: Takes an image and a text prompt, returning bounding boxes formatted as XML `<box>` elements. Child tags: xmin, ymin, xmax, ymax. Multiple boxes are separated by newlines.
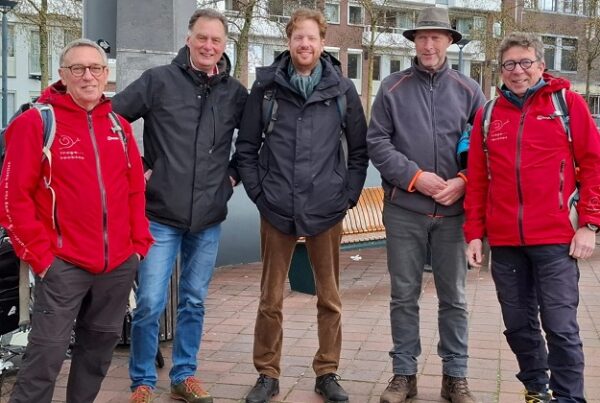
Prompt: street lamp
<box><xmin>0</xmin><ymin>0</ymin><xmax>17</xmax><ymax>128</ymax></box>
<box><xmin>457</xmin><ymin>38</ymin><xmax>471</xmax><ymax>75</ymax></box>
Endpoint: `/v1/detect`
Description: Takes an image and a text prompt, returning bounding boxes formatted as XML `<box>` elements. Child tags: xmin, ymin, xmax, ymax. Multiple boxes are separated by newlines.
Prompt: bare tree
<box><xmin>358</xmin><ymin>0</ymin><xmax>405</xmax><ymax>118</ymax></box>
<box><xmin>14</xmin><ymin>0</ymin><xmax>82</xmax><ymax>90</ymax></box>
<box><xmin>579</xmin><ymin>0</ymin><xmax>600</xmax><ymax>103</ymax></box>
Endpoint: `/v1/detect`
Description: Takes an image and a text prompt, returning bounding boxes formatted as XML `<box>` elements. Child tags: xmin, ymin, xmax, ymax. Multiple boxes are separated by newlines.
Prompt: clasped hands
<box><xmin>414</xmin><ymin>171</ymin><xmax>465</xmax><ymax>206</ymax></box>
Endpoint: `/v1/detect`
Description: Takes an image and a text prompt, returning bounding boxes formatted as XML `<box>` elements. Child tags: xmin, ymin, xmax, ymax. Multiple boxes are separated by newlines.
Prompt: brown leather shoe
<box><xmin>380</xmin><ymin>374</ymin><xmax>417</xmax><ymax>403</ymax></box>
<box><xmin>129</xmin><ymin>385</ymin><xmax>153</xmax><ymax>403</ymax></box>
<box><xmin>441</xmin><ymin>375</ymin><xmax>476</xmax><ymax>403</ymax></box>
<box><xmin>171</xmin><ymin>376</ymin><xmax>213</xmax><ymax>403</ymax></box>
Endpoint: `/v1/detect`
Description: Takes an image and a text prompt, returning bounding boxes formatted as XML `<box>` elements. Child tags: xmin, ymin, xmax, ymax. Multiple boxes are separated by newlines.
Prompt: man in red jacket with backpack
<box><xmin>0</xmin><ymin>38</ymin><xmax>153</xmax><ymax>403</ymax></box>
<box><xmin>464</xmin><ymin>32</ymin><xmax>600</xmax><ymax>403</ymax></box>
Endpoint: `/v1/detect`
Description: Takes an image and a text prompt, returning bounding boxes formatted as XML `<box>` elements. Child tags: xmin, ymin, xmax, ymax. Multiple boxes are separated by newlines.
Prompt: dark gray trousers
<box><xmin>9</xmin><ymin>255</ymin><xmax>138</xmax><ymax>403</ymax></box>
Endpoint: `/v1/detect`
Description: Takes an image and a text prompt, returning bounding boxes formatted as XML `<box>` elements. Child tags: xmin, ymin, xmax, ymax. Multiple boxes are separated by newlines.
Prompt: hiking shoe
<box><xmin>315</xmin><ymin>373</ymin><xmax>349</xmax><ymax>402</ymax></box>
<box><xmin>170</xmin><ymin>376</ymin><xmax>213</xmax><ymax>403</ymax></box>
<box><xmin>246</xmin><ymin>374</ymin><xmax>279</xmax><ymax>403</ymax></box>
<box><xmin>380</xmin><ymin>374</ymin><xmax>417</xmax><ymax>403</ymax></box>
<box><xmin>525</xmin><ymin>390</ymin><xmax>553</xmax><ymax>403</ymax></box>
<box><xmin>129</xmin><ymin>385</ymin><xmax>153</xmax><ymax>403</ymax></box>
<box><xmin>441</xmin><ymin>375</ymin><xmax>476</xmax><ymax>403</ymax></box>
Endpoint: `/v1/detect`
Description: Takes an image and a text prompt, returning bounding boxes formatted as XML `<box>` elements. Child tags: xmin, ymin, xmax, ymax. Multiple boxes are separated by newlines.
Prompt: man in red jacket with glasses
<box><xmin>0</xmin><ymin>38</ymin><xmax>153</xmax><ymax>403</ymax></box>
<box><xmin>464</xmin><ymin>32</ymin><xmax>600</xmax><ymax>403</ymax></box>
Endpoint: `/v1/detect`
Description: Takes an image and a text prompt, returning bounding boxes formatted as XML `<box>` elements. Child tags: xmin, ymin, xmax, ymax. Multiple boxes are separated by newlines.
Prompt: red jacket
<box><xmin>464</xmin><ymin>74</ymin><xmax>600</xmax><ymax>246</ymax></box>
<box><xmin>0</xmin><ymin>82</ymin><xmax>153</xmax><ymax>274</ymax></box>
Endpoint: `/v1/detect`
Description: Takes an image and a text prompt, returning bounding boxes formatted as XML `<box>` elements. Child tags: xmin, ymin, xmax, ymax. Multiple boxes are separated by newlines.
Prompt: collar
<box><xmin>189</xmin><ymin>55</ymin><xmax>219</xmax><ymax>76</ymax></box>
<box><xmin>501</xmin><ymin>78</ymin><xmax>546</xmax><ymax>108</ymax></box>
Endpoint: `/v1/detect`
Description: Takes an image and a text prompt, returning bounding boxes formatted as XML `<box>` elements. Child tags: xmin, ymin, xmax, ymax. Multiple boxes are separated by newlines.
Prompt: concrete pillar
<box><xmin>115</xmin><ymin>0</ymin><xmax>196</xmax><ymax>92</ymax></box>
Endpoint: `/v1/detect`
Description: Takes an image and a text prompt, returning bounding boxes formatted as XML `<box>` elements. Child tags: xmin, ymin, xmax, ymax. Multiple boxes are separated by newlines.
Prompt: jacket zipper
<box><xmin>54</xmin><ymin>202</ymin><xmax>63</xmax><ymax>248</ymax></box>
<box><xmin>87</xmin><ymin>113</ymin><xmax>109</xmax><ymax>271</ymax></box>
<box><xmin>209</xmin><ymin>105</ymin><xmax>216</xmax><ymax>154</ymax></box>
<box><xmin>429</xmin><ymin>74</ymin><xmax>438</xmax><ymax>216</ymax></box>
<box><xmin>516</xmin><ymin>112</ymin><xmax>526</xmax><ymax>244</ymax></box>
<box><xmin>559</xmin><ymin>159</ymin><xmax>565</xmax><ymax>209</ymax></box>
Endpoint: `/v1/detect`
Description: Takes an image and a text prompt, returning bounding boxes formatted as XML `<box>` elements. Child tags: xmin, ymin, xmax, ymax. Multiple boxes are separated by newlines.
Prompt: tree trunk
<box><xmin>39</xmin><ymin>0</ymin><xmax>49</xmax><ymax>90</ymax></box>
<box><xmin>234</xmin><ymin>0</ymin><xmax>255</xmax><ymax>86</ymax></box>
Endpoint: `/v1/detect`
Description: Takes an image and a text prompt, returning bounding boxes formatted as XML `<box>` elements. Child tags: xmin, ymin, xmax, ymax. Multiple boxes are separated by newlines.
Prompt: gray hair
<box><xmin>188</xmin><ymin>8</ymin><xmax>228</xmax><ymax>36</ymax></box>
<box><xmin>498</xmin><ymin>32</ymin><xmax>544</xmax><ymax>64</ymax></box>
<box><xmin>59</xmin><ymin>38</ymin><xmax>108</xmax><ymax>66</ymax></box>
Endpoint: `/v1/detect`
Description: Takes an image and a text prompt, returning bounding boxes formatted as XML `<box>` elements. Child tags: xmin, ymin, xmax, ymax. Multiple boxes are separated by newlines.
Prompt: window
<box><xmin>325</xmin><ymin>48</ymin><xmax>339</xmax><ymax>60</ymax></box>
<box><xmin>397</xmin><ymin>11</ymin><xmax>414</xmax><ymax>29</ymax></box>
<box><xmin>325</xmin><ymin>2</ymin><xmax>340</xmax><ymax>24</ymax></box>
<box><xmin>584</xmin><ymin>1</ymin><xmax>599</xmax><ymax>16</ymax></box>
<box><xmin>269</xmin><ymin>0</ymin><xmax>315</xmax><ymax>19</ymax></box>
<box><xmin>372</xmin><ymin>55</ymin><xmax>381</xmax><ymax>81</ymax></box>
<box><xmin>347</xmin><ymin>53</ymin><xmax>360</xmax><ymax>79</ymax></box>
<box><xmin>347</xmin><ymin>51</ymin><xmax>362</xmax><ymax>94</ymax></box>
<box><xmin>563</xmin><ymin>0</ymin><xmax>577</xmax><ymax>13</ymax></box>
<box><xmin>436</xmin><ymin>0</ymin><xmax>448</xmax><ymax>4</ymax></box>
<box><xmin>454</xmin><ymin>18</ymin><xmax>473</xmax><ymax>38</ymax></box>
<box><xmin>0</xmin><ymin>24</ymin><xmax>15</xmax><ymax>77</ymax></box>
<box><xmin>543</xmin><ymin>36</ymin><xmax>578</xmax><ymax>72</ymax></box>
<box><xmin>390</xmin><ymin>59</ymin><xmax>402</xmax><ymax>74</ymax></box>
<box><xmin>348</xmin><ymin>4</ymin><xmax>363</xmax><ymax>25</ymax></box>
<box><xmin>225</xmin><ymin>0</ymin><xmax>242</xmax><ymax>12</ymax></box>
<box><xmin>541</xmin><ymin>0</ymin><xmax>558</xmax><ymax>11</ymax></box>
<box><xmin>30</xmin><ymin>30</ymin><xmax>53</xmax><ymax>77</ymax></box>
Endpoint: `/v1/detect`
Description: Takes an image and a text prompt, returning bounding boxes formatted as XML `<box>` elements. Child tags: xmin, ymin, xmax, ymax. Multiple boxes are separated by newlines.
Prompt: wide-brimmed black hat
<box><xmin>402</xmin><ymin>7</ymin><xmax>462</xmax><ymax>44</ymax></box>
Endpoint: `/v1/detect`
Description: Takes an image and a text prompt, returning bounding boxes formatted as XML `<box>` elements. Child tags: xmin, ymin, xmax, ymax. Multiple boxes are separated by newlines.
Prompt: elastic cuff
<box><xmin>457</xmin><ymin>172</ymin><xmax>468</xmax><ymax>183</ymax></box>
<box><xmin>407</xmin><ymin>170</ymin><xmax>423</xmax><ymax>193</ymax></box>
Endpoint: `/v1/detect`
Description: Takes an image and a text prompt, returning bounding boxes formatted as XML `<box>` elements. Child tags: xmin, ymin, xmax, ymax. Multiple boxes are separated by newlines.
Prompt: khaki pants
<box><xmin>253</xmin><ymin>217</ymin><xmax>343</xmax><ymax>378</ymax></box>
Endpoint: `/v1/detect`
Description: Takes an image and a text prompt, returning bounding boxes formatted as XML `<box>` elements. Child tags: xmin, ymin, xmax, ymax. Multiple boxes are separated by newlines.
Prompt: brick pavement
<box><xmin>2</xmin><ymin>246</ymin><xmax>600</xmax><ymax>402</ymax></box>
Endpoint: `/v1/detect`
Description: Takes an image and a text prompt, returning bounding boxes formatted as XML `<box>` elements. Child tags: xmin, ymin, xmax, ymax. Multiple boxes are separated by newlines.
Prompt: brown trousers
<box><xmin>253</xmin><ymin>217</ymin><xmax>343</xmax><ymax>379</ymax></box>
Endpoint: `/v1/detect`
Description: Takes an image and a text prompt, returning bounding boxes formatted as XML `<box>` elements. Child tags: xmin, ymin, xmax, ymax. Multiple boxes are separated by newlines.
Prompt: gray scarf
<box><xmin>288</xmin><ymin>60</ymin><xmax>323</xmax><ymax>100</ymax></box>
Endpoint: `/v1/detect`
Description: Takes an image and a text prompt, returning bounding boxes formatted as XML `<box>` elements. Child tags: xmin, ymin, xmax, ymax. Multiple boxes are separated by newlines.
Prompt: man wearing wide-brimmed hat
<box><xmin>367</xmin><ymin>6</ymin><xmax>485</xmax><ymax>403</ymax></box>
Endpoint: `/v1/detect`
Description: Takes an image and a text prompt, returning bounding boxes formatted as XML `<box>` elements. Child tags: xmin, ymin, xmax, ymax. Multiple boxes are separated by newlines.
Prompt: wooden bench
<box><xmin>288</xmin><ymin>187</ymin><xmax>385</xmax><ymax>295</ymax></box>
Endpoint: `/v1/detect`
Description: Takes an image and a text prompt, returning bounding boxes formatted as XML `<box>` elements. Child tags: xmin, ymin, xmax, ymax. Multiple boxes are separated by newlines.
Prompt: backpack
<box><xmin>261</xmin><ymin>86</ymin><xmax>349</xmax><ymax>162</ymax></box>
<box><xmin>481</xmin><ymin>89</ymin><xmax>578</xmax><ymax>227</ymax></box>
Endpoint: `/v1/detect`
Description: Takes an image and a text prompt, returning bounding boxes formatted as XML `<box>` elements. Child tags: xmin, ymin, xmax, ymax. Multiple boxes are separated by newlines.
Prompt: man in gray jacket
<box><xmin>235</xmin><ymin>8</ymin><xmax>368</xmax><ymax>403</ymax></box>
<box><xmin>112</xmin><ymin>8</ymin><xmax>247</xmax><ymax>403</ymax></box>
<box><xmin>367</xmin><ymin>7</ymin><xmax>485</xmax><ymax>403</ymax></box>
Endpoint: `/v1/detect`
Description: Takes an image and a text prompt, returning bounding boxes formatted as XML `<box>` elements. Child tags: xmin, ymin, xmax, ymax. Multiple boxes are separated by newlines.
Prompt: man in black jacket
<box><xmin>235</xmin><ymin>8</ymin><xmax>368</xmax><ymax>403</ymax></box>
<box><xmin>112</xmin><ymin>8</ymin><xmax>247</xmax><ymax>403</ymax></box>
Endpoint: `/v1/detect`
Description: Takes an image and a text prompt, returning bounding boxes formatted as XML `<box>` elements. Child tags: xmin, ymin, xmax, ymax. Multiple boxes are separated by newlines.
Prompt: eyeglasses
<box><xmin>501</xmin><ymin>59</ymin><xmax>539</xmax><ymax>71</ymax></box>
<box><xmin>60</xmin><ymin>64</ymin><xmax>106</xmax><ymax>77</ymax></box>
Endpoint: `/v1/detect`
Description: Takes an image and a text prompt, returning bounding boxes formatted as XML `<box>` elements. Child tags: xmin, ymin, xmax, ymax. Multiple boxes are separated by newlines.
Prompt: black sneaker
<box><xmin>525</xmin><ymin>389</ymin><xmax>553</xmax><ymax>403</ymax></box>
<box><xmin>315</xmin><ymin>373</ymin><xmax>349</xmax><ymax>403</ymax></box>
<box><xmin>245</xmin><ymin>374</ymin><xmax>279</xmax><ymax>403</ymax></box>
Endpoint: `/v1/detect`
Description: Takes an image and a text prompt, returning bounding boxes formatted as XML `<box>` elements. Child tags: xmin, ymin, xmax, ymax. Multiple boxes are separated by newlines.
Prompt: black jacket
<box><xmin>235</xmin><ymin>51</ymin><xmax>368</xmax><ymax>236</ymax></box>
<box><xmin>112</xmin><ymin>46</ymin><xmax>247</xmax><ymax>232</ymax></box>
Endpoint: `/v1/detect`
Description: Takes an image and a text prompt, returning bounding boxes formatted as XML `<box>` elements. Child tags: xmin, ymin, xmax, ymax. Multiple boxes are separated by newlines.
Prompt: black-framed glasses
<box><xmin>501</xmin><ymin>59</ymin><xmax>539</xmax><ymax>71</ymax></box>
<box><xmin>60</xmin><ymin>64</ymin><xmax>106</xmax><ymax>77</ymax></box>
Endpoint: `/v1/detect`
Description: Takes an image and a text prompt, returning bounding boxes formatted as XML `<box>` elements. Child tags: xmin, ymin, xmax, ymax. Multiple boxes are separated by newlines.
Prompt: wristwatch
<box><xmin>586</xmin><ymin>223</ymin><xmax>600</xmax><ymax>233</ymax></box>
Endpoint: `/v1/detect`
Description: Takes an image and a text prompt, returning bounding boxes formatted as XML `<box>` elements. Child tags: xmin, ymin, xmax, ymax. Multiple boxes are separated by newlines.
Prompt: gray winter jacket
<box><xmin>112</xmin><ymin>46</ymin><xmax>247</xmax><ymax>232</ymax></box>
<box><xmin>367</xmin><ymin>58</ymin><xmax>485</xmax><ymax>216</ymax></box>
<box><xmin>235</xmin><ymin>51</ymin><xmax>368</xmax><ymax>236</ymax></box>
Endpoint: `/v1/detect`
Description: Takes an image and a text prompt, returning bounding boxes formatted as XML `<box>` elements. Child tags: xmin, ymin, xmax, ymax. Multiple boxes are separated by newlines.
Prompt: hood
<box><xmin>171</xmin><ymin>45</ymin><xmax>233</xmax><ymax>85</ymax></box>
<box><xmin>37</xmin><ymin>80</ymin><xmax>112</xmax><ymax>113</ymax></box>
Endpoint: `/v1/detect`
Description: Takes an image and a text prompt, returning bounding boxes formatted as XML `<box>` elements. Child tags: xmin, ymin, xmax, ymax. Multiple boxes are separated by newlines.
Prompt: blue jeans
<box><xmin>383</xmin><ymin>202</ymin><xmax>469</xmax><ymax>377</ymax></box>
<box><xmin>491</xmin><ymin>245</ymin><xmax>585</xmax><ymax>403</ymax></box>
<box><xmin>129</xmin><ymin>220</ymin><xmax>221</xmax><ymax>388</ymax></box>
